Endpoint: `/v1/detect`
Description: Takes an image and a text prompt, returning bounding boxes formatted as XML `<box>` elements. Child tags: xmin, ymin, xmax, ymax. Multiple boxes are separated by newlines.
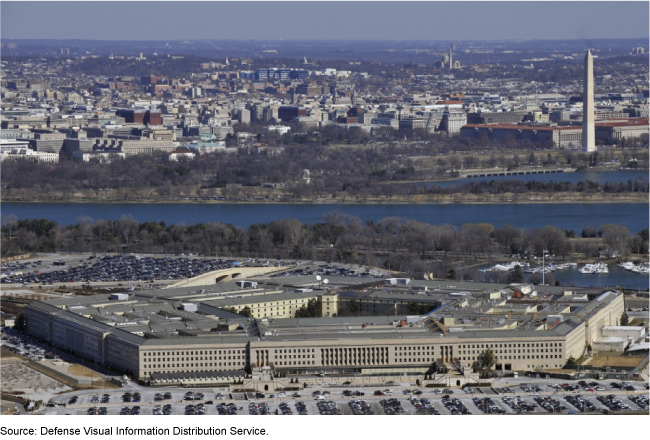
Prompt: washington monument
<box><xmin>582</xmin><ymin>50</ymin><xmax>596</xmax><ymax>152</ymax></box>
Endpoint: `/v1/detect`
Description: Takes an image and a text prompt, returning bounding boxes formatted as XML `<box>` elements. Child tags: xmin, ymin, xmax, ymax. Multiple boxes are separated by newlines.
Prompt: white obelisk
<box><xmin>582</xmin><ymin>50</ymin><xmax>596</xmax><ymax>152</ymax></box>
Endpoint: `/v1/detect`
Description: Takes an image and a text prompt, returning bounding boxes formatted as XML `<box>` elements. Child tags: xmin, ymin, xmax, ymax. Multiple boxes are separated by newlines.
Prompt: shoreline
<box><xmin>2</xmin><ymin>195</ymin><xmax>648</xmax><ymax>205</ymax></box>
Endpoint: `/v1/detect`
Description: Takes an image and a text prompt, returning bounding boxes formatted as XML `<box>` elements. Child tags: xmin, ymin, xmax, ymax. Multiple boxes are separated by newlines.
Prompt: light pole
<box><xmin>541</xmin><ymin>249</ymin><xmax>549</xmax><ymax>285</ymax></box>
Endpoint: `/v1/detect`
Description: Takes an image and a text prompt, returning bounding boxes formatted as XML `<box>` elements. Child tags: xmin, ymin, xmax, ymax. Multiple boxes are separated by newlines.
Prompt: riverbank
<box><xmin>3</xmin><ymin>191</ymin><xmax>648</xmax><ymax>205</ymax></box>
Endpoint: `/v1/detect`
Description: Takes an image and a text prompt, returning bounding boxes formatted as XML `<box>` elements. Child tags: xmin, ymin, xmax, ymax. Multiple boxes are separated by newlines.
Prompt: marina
<box><xmin>475</xmin><ymin>261</ymin><xmax>648</xmax><ymax>289</ymax></box>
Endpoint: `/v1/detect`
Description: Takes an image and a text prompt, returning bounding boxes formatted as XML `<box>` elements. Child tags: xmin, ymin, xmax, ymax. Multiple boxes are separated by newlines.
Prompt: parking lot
<box><xmin>39</xmin><ymin>379</ymin><xmax>649</xmax><ymax>415</ymax></box>
<box><xmin>268</xmin><ymin>263</ymin><xmax>385</xmax><ymax>279</ymax></box>
<box><xmin>1</xmin><ymin>254</ymin><xmax>274</xmax><ymax>286</ymax></box>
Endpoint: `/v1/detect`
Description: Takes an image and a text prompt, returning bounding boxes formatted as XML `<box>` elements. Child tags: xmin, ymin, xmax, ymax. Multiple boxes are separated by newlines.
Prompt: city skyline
<box><xmin>1</xmin><ymin>1</ymin><xmax>649</xmax><ymax>41</ymax></box>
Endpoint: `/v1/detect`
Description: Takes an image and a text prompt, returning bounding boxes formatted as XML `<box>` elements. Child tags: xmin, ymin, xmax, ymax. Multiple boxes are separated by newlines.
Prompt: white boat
<box><xmin>579</xmin><ymin>263</ymin><xmax>598</xmax><ymax>274</ymax></box>
<box><xmin>595</xmin><ymin>264</ymin><xmax>609</xmax><ymax>274</ymax></box>
<box><xmin>619</xmin><ymin>261</ymin><xmax>649</xmax><ymax>274</ymax></box>
<box><xmin>479</xmin><ymin>261</ymin><xmax>527</xmax><ymax>272</ymax></box>
<box><xmin>618</xmin><ymin>262</ymin><xmax>635</xmax><ymax>270</ymax></box>
<box><xmin>580</xmin><ymin>263</ymin><xmax>608</xmax><ymax>274</ymax></box>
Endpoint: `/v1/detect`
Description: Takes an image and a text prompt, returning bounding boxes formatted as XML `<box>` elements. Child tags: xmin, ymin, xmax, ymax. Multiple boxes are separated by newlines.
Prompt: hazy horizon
<box><xmin>2</xmin><ymin>1</ymin><xmax>648</xmax><ymax>41</ymax></box>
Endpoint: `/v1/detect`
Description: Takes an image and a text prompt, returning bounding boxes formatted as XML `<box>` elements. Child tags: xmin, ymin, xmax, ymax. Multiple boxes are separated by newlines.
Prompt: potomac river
<box><xmin>2</xmin><ymin>202</ymin><xmax>647</xmax><ymax>233</ymax></box>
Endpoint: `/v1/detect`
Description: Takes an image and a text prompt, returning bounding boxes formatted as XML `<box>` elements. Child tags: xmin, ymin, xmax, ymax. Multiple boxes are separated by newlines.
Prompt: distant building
<box><xmin>1</xmin><ymin>147</ymin><xmax>59</xmax><ymax>163</ymax></box>
<box><xmin>184</xmin><ymin>141</ymin><xmax>227</xmax><ymax>154</ymax></box>
<box><xmin>28</xmin><ymin>133</ymin><xmax>66</xmax><ymax>154</ymax></box>
<box><xmin>240</xmin><ymin>69</ymin><xmax>309</xmax><ymax>81</ymax></box>
<box><xmin>595</xmin><ymin>118</ymin><xmax>649</xmax><ymax>143</ymax></box>
<box><xmin>278</xmin><ymin>106</ymin><xmax>308</xmax><ymax>122</ymax></box>
<box><xmin>233</xmin><ymin>108</ymin><xmax>251</xmax><ymax>125</ymax></box>
<box><xmin>461</xmin><ymin>123</ymin><xmax>581</xmax><ymax>148</ymax></box>
<box><xmin>398</xmin><ymin>118</ymin><xmax>426</xmax><ymax>131</ymax></box>
<box><xmin>212</xmin><ymin>125</ymin><xmax>235</xmax><ymax>140</ymax></box>
<box><xmin>0</xmin><ymin>129</ymin><xmax>34</xmax><ymax>140</ymax></box>
<box><xmin>295</xmin><ymin>84</ymin><xmax>330</xmax><ymax>96</ymax></box>
<box><xmin>0</xmin><ymin>138</ymin><xmax>30</xmax><ymax>153</ymax></box>
<box><xmin>71</xmin><ymin>151</ymin><xmax>125</xmax><ymax>163</ymax></box>
<box><xmin>168</xmin><ymin>150</ymin><xmax>195</xmax><ymax>162</ymax></box>
<box><xmin>115</xmin><ymin>109</ymin><xmax>162</xmax><ymax>126</ymax></box>
<box><xmin>441</xmin><ymin>111</ymin><xmax>467</xmax><ymax>134</ymax></box>
<box><xmin>371</xmin><ymin>118</ymin><xmax>399</xmax><ymax>129</ymax></box>
<box><xmin>267</xmin><ymin>125</ymin><xmax>291</xmax><ymax>135</ymax></box>
<box><xmin>467</xmin><ymin>111</ymin><xmax>528</xmax><ymax>125</ymax></box>
<box><xmin>92</xmin><ymin>138</ymin><xmax>176</xmax><ymax>156</ymax></box>
<box><xmin>461</xmin><ymin>119</ymin><xmax>648</xmax><ymax>148</ymax></box>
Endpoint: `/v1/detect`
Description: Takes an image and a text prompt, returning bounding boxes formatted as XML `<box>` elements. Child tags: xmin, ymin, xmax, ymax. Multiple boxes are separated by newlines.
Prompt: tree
<box><xmin>477</xmin><ymin>348</ymin><xmax>496</xmax><ymax>370</ymax></box>
<box><xmin>620</xmin><ymin>311</ymin><xmax>630</xmax><ymax>326</ymax></box>
<box><xmin>600</xmin><ymin>224</ymin><xmax>632</xmax><ymax>259</ymax></box>
<box><xmin>407</xmin><ymin>301</ymin><xmax>421</xmax><ymax>315</ymax></box>
<box><xmin>239</xmin><ymin>306</ymin><xmax>252</xmax><ymax>318</ymax></box>
<box><xmin>347</xmin><ymin>299</ymin><xmax>360</xmax><ymax>316</ymax></box>
<box><xmin>581</xmin><ymin>226</ymin><xmax>598</xmax><ymax>238</ymax></box>
<box><xmin>566</xmin><ymin>355</ymin><xmax>577</xmax><ymax>366</ymax></box>
<box><xmin>473</xmin><ymin>348</ymin><xmax>496</xmax><ymax>373</ymax></box>
<box><xmin>508</xmin><ymin>265</ymin><xmax>524</xmax><ymax>284</ymax></box>
<box><xmin>495</xmin><ymin>224</ymin><xmax>522</xmax><ymax>254</ymax></box>
<box><xmin>295</xmin><ymin>298</ymin><xmax>322</xmax><ymax>318</ymax></box>
<box><xmin>14</xmin><ymin>314</ymin><xmax>26</xmax><ymax>334</ymax></box>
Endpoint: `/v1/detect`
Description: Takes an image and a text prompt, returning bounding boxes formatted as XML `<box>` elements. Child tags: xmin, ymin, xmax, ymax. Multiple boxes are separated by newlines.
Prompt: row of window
<box><xmin>148</xmin><ymin>356</ymin><xmax>244</xmax><ymax>362</ymax></box>
<box><xmin>143</xmin><ymin>366</ymin><xmax>240</xmax><ymax>376</ymax></box>
<box><xmin>460</xmin><ymin>348</ymin><xmax>560</xmax><ymax>355</ymax></box>
<box><xmin>276</xmin><ymin>354</ymin><xmax>315</xmax><ymax>359</ymax></box>
<box><xmin>273</xmin><ymin>348</ymin><xmax>315</xmax><ymax>353</ymax></box>
<box><xmin>463</xmin><ymin>354</ymin><xmax>560</xmax><ymax>361</ymax></box>
<box><xmin>144</xmin><ymin>349</ymin><xmax>242</xmax><ymax>356</ymax></box>
<box><xmin>144</xmin><ymin>361</ymin><xmax>244</xmax><ymax>369</ymax></box>
<box><xmin>143</xmin><ymin>349</ymin><xmax>244</xmax><ymax>359</ymax></box>
<box><xmin>275</xmin><ymin>360</ymin><xmax>314</xmax><ymax>366</ymax></box>
<box><xmin>460</xmin><ymin>342</ymin><xmax>562</xmax><ymax>349</ymax></box>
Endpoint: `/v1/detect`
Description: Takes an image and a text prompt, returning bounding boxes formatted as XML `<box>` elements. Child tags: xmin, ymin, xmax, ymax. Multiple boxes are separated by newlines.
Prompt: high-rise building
<box><xmin>441</xmin><ymin>110</ymin><xmax>467</xmax><ymax>135</ymax></box>
<box><xmin>278</xmin><ymin>106</ymin><xmax>307</xmax><ymax>122</ymax></box>
<box><xmin>582</xmin><ymin>50</ymin><xmax>596</xmax><ymax>152</ymax></box>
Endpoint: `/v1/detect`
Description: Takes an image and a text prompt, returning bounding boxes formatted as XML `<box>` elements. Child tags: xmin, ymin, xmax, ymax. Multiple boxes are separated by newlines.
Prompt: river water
<box><xmin>2</xmin><ymin>202</ymin><xmax>647</xmax><ymax>233</ymax></box>
<box><xmin>475</xmin><ymin>263</ymin><xmax>648</xmax><ymax>290</ymax></box>
<box><xmin>3</xmin><ymin>170</ymin><xmax>647</xmax><ymax>289</ymax></box>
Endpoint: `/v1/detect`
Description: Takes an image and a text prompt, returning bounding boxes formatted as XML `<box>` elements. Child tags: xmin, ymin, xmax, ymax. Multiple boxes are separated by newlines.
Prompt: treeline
<box><xmin>2</xmin><ymin>146</ymin><xmax>647</xmax><ymax>202</ymax></box>
<box><xmin>71</xmin><ymin>55</ymin><xmax>214</xmax><ymax>78</ymax></box>
<box><xmin>2</xmin><ymin>214</ymin><xmax>647</xmax><ymax>277</ymax></box>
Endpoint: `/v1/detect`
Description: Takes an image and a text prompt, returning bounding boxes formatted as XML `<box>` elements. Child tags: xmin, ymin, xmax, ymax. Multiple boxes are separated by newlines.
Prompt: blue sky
<box><xmin>1</xmin><ymin>1</ymin><xmax>648</xmax><ymax>41</ymax></box>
